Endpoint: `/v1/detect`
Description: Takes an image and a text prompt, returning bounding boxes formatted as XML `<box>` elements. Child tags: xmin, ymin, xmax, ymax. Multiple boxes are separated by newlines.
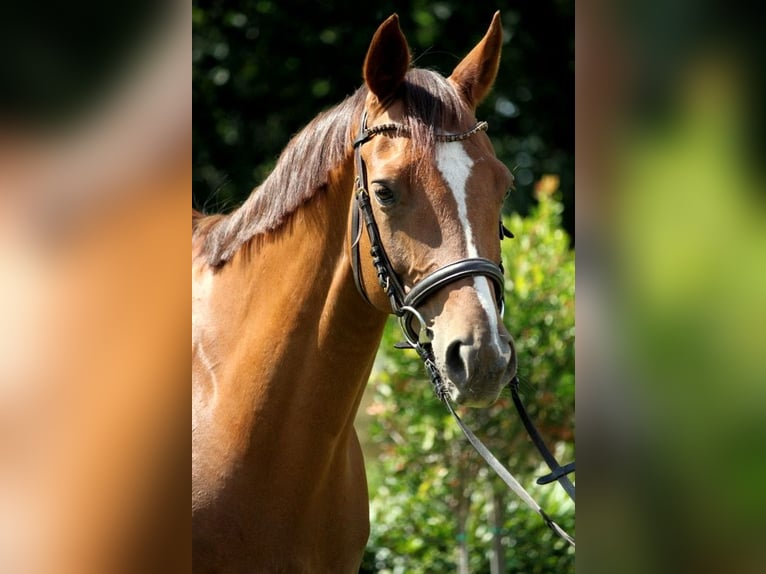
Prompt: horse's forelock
<box><xmin>401</xmin><ymin>69</ymin><xmax>470</xmax><ymax>150</ymax></box>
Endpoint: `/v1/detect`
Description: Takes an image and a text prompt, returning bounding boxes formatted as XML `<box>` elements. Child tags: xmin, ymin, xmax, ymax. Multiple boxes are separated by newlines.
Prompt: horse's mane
<box><xmin>194</xmin><ymin>68</ymin><xmax>469</xmax><ymax>268</ymax></box>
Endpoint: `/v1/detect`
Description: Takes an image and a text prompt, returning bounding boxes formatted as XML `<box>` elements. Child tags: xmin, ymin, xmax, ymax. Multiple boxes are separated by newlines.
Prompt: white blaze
<box><xmin>435</xmin><ymin>142</ymin><xmax>507</xmax><ymax>357</ymax></box>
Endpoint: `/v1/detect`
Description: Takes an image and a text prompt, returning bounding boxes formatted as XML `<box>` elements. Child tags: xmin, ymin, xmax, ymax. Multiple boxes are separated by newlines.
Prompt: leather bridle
<box><xmin>350</xmin><ymin>110</ymin><xmax>507</xmax><ymax>344</ymax></box>
<box><xmin>350</xmin><ymin>110</ymin><xmax>576</xmax><ymax>548</ymax></box>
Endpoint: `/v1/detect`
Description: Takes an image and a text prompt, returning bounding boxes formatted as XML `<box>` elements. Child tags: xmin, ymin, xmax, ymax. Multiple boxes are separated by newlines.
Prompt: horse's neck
<box><xmin>194</xmin><ymin>169</ymin><xmax>386</xmax><ymax>457</ymax></box>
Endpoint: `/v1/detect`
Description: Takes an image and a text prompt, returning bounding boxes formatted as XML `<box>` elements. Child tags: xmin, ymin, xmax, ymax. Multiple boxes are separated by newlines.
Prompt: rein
<box><xmin>351</xmin><ymin>111</ymin><xmax>576</xmax><ymax>548</ymax></box>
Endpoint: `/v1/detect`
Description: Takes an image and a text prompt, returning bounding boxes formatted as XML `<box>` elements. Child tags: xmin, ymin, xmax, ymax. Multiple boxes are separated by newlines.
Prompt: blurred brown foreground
<box><xmin>0</xmin><ymin>3</ymin><xmax>190</xmax><ymax>573</ymax></box>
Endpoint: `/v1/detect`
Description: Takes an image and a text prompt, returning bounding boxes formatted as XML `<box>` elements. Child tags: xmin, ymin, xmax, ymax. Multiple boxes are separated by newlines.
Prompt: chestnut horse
<box><xmin>193</xmin><ymin>13</ymin><xmax>515</xmax><ymax>573</ymax></box>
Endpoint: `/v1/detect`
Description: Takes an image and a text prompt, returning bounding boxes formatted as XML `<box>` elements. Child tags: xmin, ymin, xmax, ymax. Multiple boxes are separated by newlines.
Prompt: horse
<box><xmin>192</xmin><ymin>12</ymin><xmax>516</xmax><ymax>573</ymax></box>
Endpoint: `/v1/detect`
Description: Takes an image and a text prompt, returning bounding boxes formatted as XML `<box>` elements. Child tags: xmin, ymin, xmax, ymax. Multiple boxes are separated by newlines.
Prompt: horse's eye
<box><xmin>373</xmin><ymin>185</ymin><xmax>396</xmax><ymax>206</ymax></box>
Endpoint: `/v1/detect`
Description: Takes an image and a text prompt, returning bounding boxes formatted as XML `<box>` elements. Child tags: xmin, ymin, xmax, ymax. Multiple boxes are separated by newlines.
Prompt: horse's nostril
<box><xmin>445</xmin><ymin>340</ymin><xmax>466</xmax><ymax>384</ymax></box>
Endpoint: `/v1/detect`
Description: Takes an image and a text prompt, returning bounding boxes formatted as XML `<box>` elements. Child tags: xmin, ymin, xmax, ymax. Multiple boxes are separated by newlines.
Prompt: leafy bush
<box><xmin>360</xmin><ymin>178</ymin><xmax>575</xmax><ymax>573</ymax></box>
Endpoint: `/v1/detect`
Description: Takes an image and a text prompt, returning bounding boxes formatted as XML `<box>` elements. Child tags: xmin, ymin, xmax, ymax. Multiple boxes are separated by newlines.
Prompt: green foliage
<box><xmin>360</xmin><ymin>185</ymin><xmax>575</xmax><ymax>573</ymax></box>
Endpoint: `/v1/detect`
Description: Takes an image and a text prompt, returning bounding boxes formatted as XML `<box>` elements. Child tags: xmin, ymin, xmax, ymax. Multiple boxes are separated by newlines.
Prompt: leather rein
<box><xmin>350</xmin><ymin>111</ymin><xmax>575</xmax><ymax>548</ymax></box>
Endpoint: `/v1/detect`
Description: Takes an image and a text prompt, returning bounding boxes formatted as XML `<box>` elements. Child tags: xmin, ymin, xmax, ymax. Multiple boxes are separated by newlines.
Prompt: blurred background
<box><xmin>577</xmin><ymin>0</ymin><xmax>766</xmax><ymax>573</ymax></box>
<box><xmin>1</xmin><ymin>2</ymin><xmax>189</xmax><ymax>572</ymax></box>
<box><xmin>193</xmin><ymin>1</ymin><xmax>575</xmax><ymax>572</ymax></box>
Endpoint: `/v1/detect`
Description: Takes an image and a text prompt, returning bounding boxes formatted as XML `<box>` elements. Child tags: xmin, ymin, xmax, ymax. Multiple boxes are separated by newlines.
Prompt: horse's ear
<box><xmin>363</xmin><ymin>14</ymin><xmax>410</xmax><ymax>103</ymax></box>
<box><xmin>448</xmin><ymin>11</ymin><xmax>503</xmax><ymax>108</ymax></box>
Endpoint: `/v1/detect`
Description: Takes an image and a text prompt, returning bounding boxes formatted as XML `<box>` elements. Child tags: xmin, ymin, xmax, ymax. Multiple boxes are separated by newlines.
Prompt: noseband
<box><xmin>350</xmin><ymin>111</ymin><xmax>505</xmax><ymax>343</ymax></box>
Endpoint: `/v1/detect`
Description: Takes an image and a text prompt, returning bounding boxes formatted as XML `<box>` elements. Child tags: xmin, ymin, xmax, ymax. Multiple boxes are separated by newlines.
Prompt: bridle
<box><xmin>350</xmin><ymin>110</ymin><xmax>576</xmax><ymax>548</ymax></box>
<box><xmin>350</xmin><ymin>110</ymin><xmax>506</xmax><ymax>345</ymax></box>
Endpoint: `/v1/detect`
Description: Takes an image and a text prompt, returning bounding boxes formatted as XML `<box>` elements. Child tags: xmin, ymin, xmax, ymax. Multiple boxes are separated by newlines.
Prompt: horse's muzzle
<box><xmin>438</xmin><ymin>330</ymin><xmax>516</xmax><ymax>407</ymax></box>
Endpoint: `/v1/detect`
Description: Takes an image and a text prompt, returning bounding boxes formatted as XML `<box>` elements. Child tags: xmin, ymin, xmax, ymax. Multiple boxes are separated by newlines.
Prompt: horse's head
<box><xmin>351</xmin><ymin>13</ymin><xmax>516</xmax><ymax>407</ymax></box>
